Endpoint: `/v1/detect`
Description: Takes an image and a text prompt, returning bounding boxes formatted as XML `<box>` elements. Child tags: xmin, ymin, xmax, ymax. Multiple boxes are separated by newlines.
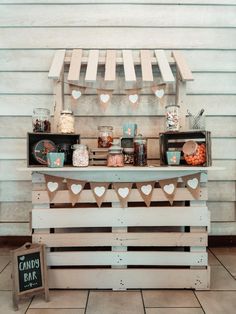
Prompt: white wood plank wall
<box><xmin>0</xmin><ymin>0</ymin><xmax>235</xmax><ymax>236</ymax></box>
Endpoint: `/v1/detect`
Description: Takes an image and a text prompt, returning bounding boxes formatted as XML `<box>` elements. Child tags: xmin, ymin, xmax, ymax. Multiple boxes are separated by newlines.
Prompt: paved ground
<box><xmin>0</xmin><ymin>247</ymin><xmax>236</xmax><ymax>314</ymax></box>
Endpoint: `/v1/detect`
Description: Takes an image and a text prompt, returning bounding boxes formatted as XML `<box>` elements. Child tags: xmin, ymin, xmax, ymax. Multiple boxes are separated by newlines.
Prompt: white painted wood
<box><xmin>48</xmin><ymin>50</ymin><xmax>66</xmax><ymax>79</ymax></box>
<box><xmin>208</xmin><ymin>202</ymin><xmax>235</xmax><ymax>222</ymax></box>
<box><xmin>48</xmin><ymin>268</ymin><xmax>209</xmax><ymax>290</ymax></box>
<box><xmin>33</xmin><ymin>232</ymin><xmax>207</xmax><ymax>247</ymax></box>
<box><xmin>154</xmin><ymin>50</ymin><xmax>175</xmax><ymax>83</ymax></box>
<box><xmin>0</xmin><ymin>223</ymin><xmax>30</xmax><ymax>236</ymax></box>
<box><xmin>1</xmin><ymin>5</ymin><xmax>236</xmax><ymax>28</ymax></box>
<box><xmin>172</xmin><ymin>51</ymin><xmax>194</xmax><ymax>81</ymax></box>
<box><xmin>140</xmin><ymin>50</ymin><xmax>153</xmax><ymax>81</ymax></box>
<box><xmin>31</xmin><ymin>206</ymin><xmax>209</xmax><ymax>228</ymax></box>
<box><xmin>122</xmin><ymin>50</ymin><xmax>136</xmax><ymax>82</ymax></box>
<box><xmin>176</xmin><ymin>71</ymin><xmax>187</xmax><ymax>131</ymax></box>
<box><xmin>67</xmin><ymin>49</ymin><xmax>82</xmax><ymax>82</ymax></box>
<box><xmin>0</xmin><ymin>202</ymin><xmax>31</xmax><ymax>222</ymax></box>
<box><xmin>1</xmin><ymin>28</ymin><xmax>235</xmax><ymax>49</ymax></box>
<box><xmin>47</xmin><ymin>251</ymin><xmax>207</xmax><ymax>266</ymax></box>
<box><xmin>210</xmin><ymin>222</ymin><xmax>236</xmax><ymax>236</ymax></box>
<box><xmin>85</xmin><ymin>50</ymin><xmax>99</xmax><ymax>81</ymax></box>
<box><xmin>104</xmin><ymin>50</ymin><xmax>116</xmax><ymax>81</ymax></box>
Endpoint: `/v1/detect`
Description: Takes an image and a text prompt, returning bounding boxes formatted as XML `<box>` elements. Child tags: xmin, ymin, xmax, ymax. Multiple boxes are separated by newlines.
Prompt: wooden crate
<box><xmin>31</xmin><ymin>168</ymin><xmax>210</xmax><ymax>290</ymax></box>
<box><xmin>89</xmin><ymin>148</ymin><xmax>108</xmax><ymax>166</ymax></box>
<box><xmin>159</xmin><ymin>131</ymin><xmax>212</xmax><ymax>167</ymax></box>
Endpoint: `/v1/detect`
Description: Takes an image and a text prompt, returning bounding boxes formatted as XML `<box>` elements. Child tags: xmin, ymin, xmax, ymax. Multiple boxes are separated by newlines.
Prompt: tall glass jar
<box><xmin>134</xmin><ymin>134</ymin><xmax>147</xmax><ymax>166</ymax></box>
<box><xmin>165</xmin><ymin>104</ymin><xmax>180</xmax><ymax>131</ymax></box>
<box><xmin>59</xmin><ymin>110</ymin><xmax>75</xmax><ymax>134</ymax></box>
<box><xmin>98</xmin><ymin>126</ymin><xmax>113</xmax><ymax>148</ymax></box>
<box><xmin>32</xmin><ymin>108</ymin><xmax>51</xmax><ymax>133</ymax></box>
<box><xmin>72</xmin><ymin>144</ymin><xmax>89</xmax><ymax>167</ymax></box>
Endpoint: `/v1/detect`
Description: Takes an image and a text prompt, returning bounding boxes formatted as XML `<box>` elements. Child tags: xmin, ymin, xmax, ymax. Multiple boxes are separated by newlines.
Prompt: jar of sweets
<box><xmin>59</xmin><ymin>110</ymin><xmax>75</xmax><ymax>134</ymax></box>
<box><xmin>98</xmin><ymin>126</ymin><xmax>113</xmax><ymax>148</ymax></box>
<box><xmin>134</xmin><ymin>134</ymin><xmax>147</xmax><ymax>166</ymax></box>
<box><xmin>32</xmin><ymin>108</ymin><xmax>51</xmax><ymax>133</ymax></box>
<box><xmin>72</xmin><ymin>144</ymin><xmax>89</xmax><ymax>167</ymax></box>
<box><xmin>165</xmin><ymin>104</ymin><xmax>180</xmax><ymax>131</ymax></box>
<box><xmin>107</xmin><ymin>142</ymin><xmax>124</xmax><ymax>167</ymax></box>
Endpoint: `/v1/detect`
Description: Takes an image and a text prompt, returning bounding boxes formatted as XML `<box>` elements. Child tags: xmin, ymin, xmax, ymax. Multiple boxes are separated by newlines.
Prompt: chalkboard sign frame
<box><xmin>11</xmin><ymin>242</ymin><xmax>49</xmax><ymax>311</ymax></box>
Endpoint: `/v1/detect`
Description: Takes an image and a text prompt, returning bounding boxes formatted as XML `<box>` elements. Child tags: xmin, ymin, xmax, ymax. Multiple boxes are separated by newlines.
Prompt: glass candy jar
<box><xmin>165</xmin><ymin>104</ymin><xmax>180</xmax><ymax>131</ymax></box>
<box><xmin>123</xmin><ymin>147</ymin><xmax>134</xmax><ymax>165</ymax></box>
<box><xmin>59</xmin><ymin>110</ymin><xmax>75</xmax><ymax>134</ymax></box>
<box><xmin>32</xmin><ymin>108</ymin><xmax>51</xmax><ymax>133</ymax></box>
<box><xmin>98</xmin><ymin>126</ymin><xmax>113</xmax><ymax>148</ymax></box>
<box><xmin>107</xmin><ymin>142</ymin><xmax>124</xmax><ymax>167</ymax></box>
<box><xmin>134</xmin><ymin>134</ymin><xmax>147</xmax><ymax>166</ymax></box>
<box><xmin>72</xmin><ymin>144</ymin><xmax>89</xmax><ymax>167</ymax></box>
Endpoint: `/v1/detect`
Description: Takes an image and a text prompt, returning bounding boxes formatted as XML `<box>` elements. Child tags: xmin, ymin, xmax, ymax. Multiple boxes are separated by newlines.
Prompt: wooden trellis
<box><xmin>48</xmin><ymin>49</ymin><xmax>193</xmax><ymax>132</ymax></box>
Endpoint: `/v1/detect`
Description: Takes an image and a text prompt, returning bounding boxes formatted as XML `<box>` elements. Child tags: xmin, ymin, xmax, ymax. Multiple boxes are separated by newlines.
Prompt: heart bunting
<box><xmin>159</xmin><ymin>177</ymin><xmax>178</xmax><ymax>205</ymax></box>
<box><xmin>97</xmin><ymin>88</ymin><xmax>113</xmax><ymax>110</ymax></box>
<box><xmin>151</xmin><ymin>83</ymin><xmax>166</xmax><ymax>105</ymax></box>
<box><xmin>69</xmin><ymin>84</ymin><xmax>86</xmax><ymax>107</ymax></box>
<box><xmin>44</xmin><ymin>174</ymin><xmax>64</xmax><ymax>202</ymax></box>
<box><xmin>90</xmin><ymin>182</ymin><xmax>110</xmax><ymax>207</ymax></box>
<box><xmin>136</xmin><ymin>181</ymin><xmax>155</xmax><ymax>207</ymax></box>
<box><xmin>66</xmin><ymin>179</ymin><xmax>86</xmax><ymax>206</ymax></box>
<box><xmin>182</xmin><ymin>173</ymin><xmax>201</xmax><ymax>199</ymax></box>
<box><xmin>113</xmin><ymin>182</ymin><xmax>133</xmax><ymax>208</ymax></box>
<box><xmin>125</xmin><ymin>88</ymin><xmax>141</xmax><ymax>107</ymax></box>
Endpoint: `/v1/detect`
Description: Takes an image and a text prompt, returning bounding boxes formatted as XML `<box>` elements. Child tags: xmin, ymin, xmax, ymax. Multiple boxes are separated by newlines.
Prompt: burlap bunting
<box><xmin>136</xmin><ymin>181</ymin><xmax>155</xmax><ymax>207</ymax></box>
<box><xmin>182</xmin><ymin>173</ymin><xmax>201</xmax><ymax>199</ymax></box>
<box><xmin>66</xmin><ymin>179</ymin><xmax>86</xmax><ymax>206</ymax></box>
<box><xmin>113</xmin><ymin>182</ymin><xmax>133</xmax><ymax>207</ymax></box>
<box><xmin>44</xmin><ymin>175</ymin><xmax>64</xmax><ymax>202</ymax></box>
<box><xmin>90</xmin><ymin>182</ymin><xmax>110</xmax><ymax>207</ymax></box>
<box><xmin>159</xmin><ymin>177</ymin><xmax>178</xmax><ymax>205</ymax></box>
<box><xmin>97</xmin><ymin>88</ymin><xmax>113</xmax><ymax>110</ymax></box>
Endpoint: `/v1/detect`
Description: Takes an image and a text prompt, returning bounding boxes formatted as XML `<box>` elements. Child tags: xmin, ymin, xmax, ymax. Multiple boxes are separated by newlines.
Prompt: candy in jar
<box><xmin>72</xmin><ymin>144</ymin><xmax>89</xmax><ymax>167</ymax></box>
<box><xmin>165</xmin><ymin>104</ymin><xmax>180</xmax><ymax>131</ymax></box>
<box><xmin>107</xmin><ymin>142</ymin><xmax>124</xmax><ymax>167</ymax></box>
<box><xmin>183</xmin><ymin>140</ymin><xmax>206</xmax><ymax>166</ymax></box>
<box><xmin>98</xmin><ymin>126</ymin><xmax>113</xmax><ymax>148</ymax></box>
<box><xmin>59</xmin><ymin>110</ymin><xmax>75</xmax><ymax>134</ymax></box>
<box><xmin>134</xmin><ymin>134</ymin><xmax>147</xmax><ymax>166</ymax></box>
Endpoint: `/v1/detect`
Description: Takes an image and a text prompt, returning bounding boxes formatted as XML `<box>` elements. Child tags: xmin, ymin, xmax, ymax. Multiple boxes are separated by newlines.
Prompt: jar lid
<box><xmin>108</xmin><ymin>141</ymin><xmax>123</xmax><ymax>154</ymax></box>
<box><xmin>98</xmin><ymin>125</ymin><xmax>113</xmax><ymax>131</ymax></box>
<box><xmin>123</xmin><ymin>147</ymin><xmax>134</xmax><ymax>153</ymax></box>
<box><xmin>182</xmin><ymin>140</ymin><xmax>198</xmax><ymax>155</ymax></box>
<box><xmin>72</xmin><ymin>143</ymin><xmax>87</xmax><ymax>150</ymax></box>
<box><xmin>165</xmin><ymin>104</ymin><xmax>180</xmax><ymax>109</ymax></box>
<box><xmin>61</xmin><ymin>109</ymin><xmax>73</xmax><ymax>114</ymax></box>
<box><xmin>134</xmin><ymin>134</ymin><xmax>146</xmax><ymax>144</ymax></box>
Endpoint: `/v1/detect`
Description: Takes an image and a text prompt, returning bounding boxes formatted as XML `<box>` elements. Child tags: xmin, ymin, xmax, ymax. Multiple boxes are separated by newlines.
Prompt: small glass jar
<box><xmin>134</xmin><ymin>134</ymin><xmax>147</xmax><ymax>166</ymax></box>
<box><xmin>107</xmin><ymin>142</ymin><xmax>124</xmax><ymax>167</ymax></box>
<box><xmin>59</xmin><ymin>110</ymin><xmax>75</xmax><ymax>134</ymax></box>
<box><xmin>123</xmin><ymin>147</ymin><xmax>134</xmax><ymax>165</ymax></box>
<box><xmin>165</xmin><ymin>104</ymin><xmax>180</xmax><ymax>131</ymax></box>
<box><xmin>32</xmin><ymin>108</ymin><xmax>51</xmax><ymax>133</ymax></box>
<box><xmin>57</xmin><ymin>143</ymin><xmax>72</xmax><ymax>165</ymax></box>
<box><xmin>72</xmin><ymin>144</ymin><xmax>89</xmax><ymax>167</ymax></box>
<box><xmin>98</xmin><ymin>126</ymin><xmax>113</xmax><ymax>148</ymax></box>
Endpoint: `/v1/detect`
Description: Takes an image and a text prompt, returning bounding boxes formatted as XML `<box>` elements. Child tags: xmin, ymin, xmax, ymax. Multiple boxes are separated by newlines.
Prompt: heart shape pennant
<box><xmin>182</xmin><ymin>173</ymin><xmax>201</xmax><ymax>200</ymax></box>
<box><xmin>136</xmin><ymin>181</ymin><xmax>155</xmax><ymax>207</ymax></box>
<box><xmin>155</xmin><ymin>89</ymin><xmax>165</xmax><ymax>99</ymax></box>
<box><xmin>67</xmin><ymin>179</ymin><xmax>86</xmax><ymax>206</ymax></box>
<box><xmin>94</xmin><ymin>186</ymin><xmax>106</xmax><ymax>197</ymax></box>
<box><xmin>159</xmin><ymin>178</ymin><xmax>178</xmax><ymax>205</ymax></box>
<box><xmin>72</xmin><ymin>89</ymin><xmax>82</xmax><ymax>99</ymax></box>
<box><xmin>118</xmin><ymin>187</ymin><xmax>129</xmax><ymax>198</ymax></box>
<box><xmin>129</xmin><ymin>94</ymin><xmax>138</xmax><ymax>104</ymax></box>
<box><xmin>90</xmin><ymin>182</ymin><xmax>110</xmax><ymax>207</ymax></box>
<box><xmin>47</xmin><ymin>181</ymin><xmax>58</xmax><ymax>192</ymax></box>
<box><xmin>100</xmin><ymin>94</ymin><xmax>110</xmax><ymax>103</ymax></box>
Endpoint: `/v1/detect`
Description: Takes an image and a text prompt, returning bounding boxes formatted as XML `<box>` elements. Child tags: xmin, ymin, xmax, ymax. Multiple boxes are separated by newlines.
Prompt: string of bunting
<box><xmin>44</xmin><ymin>173</ymin><xmax>201</xmax><ymax>207</ymax></box>
<box><xmin>63</xmin><ymin>80</ymin><xmax>167</xmax><ymax>108</ymax></box>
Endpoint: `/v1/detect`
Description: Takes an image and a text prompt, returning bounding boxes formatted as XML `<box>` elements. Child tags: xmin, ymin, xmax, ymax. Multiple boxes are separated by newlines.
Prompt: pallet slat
<box><xmin>48</xmin><ymin>50</ymin><xmax>66</xmax><ymax>79</ymax></box>
<box><xmin>32</xmin><ymin>206</ymin><xmax>209</xmax><ymax>229</ymax></box>
<box><xmin>140</xmin><ymin>50</ymin><xmax>153</xmax><ymax>81</ymax></box>
<box><xmin>122</xmin><ymin>50</ymin><xmax>136</xmax><ymax>82</ymax></box>
<box><xmin>48</xmin><ymin>268</ymin><xmax>210</xmax><ymax>290</ymax></box>
<box><xmin>104</xmin><ymin>50</ymin><xmax>116</xmax><ymax>81</ymax></box>
<box><xmin>32</xmin><ymin>188</ymin><xmax>208</xmax><ymax>204</ymax></box>
<box><xmin>33</xmin><ymin>232</ymin><xmax>208</xmax><ymax>247</ymax></box>
<box><xmin>85</xmin><ymin>50</ymin><xmax>99</xmax><ymax>81</ymax></box>
<box><xmin>47</xmin><ymin>251</ymin><xmax>207</xmax><ymax>266</ymax></box>
<box><xmin>172</xmin><ymin>50</ymin><xmax>194</xmax><ymax>81</ymax></box>
<box><xmin>67</xmin><ymin>49</ymin><xmax>83</xmax><ymax>82</ymax></box>
<box><xmin>154</xmin><ymin>50</ymin><xmax>175</xmax><ymax>83</ymax></box>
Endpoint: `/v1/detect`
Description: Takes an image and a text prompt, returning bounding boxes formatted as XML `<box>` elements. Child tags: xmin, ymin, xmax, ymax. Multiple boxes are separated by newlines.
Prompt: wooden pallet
<box><xmin>89</xmin><ymin>148</ymin><xmax>108</xmax><ymax>166</ymax></box>
<box><xmin>31</xmin><ymin>168</ymin><xmax>210</xmax><ymax>290</ymax></box>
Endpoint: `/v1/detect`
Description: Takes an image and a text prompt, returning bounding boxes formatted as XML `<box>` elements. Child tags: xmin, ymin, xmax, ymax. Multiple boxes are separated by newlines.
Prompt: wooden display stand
<box><xmin>25</xmin><ymin>166</ymin><xmax>214</xmax><ymax>290</ymax></box>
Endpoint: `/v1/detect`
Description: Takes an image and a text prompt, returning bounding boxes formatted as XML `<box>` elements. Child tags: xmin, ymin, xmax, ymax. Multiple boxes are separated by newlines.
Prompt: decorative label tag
<box><xmin>182</xmin><ymin>173</ymin><xmax>201</xmax><ymax>199</ymax></box>
<box><xmin>159</xmin><ymin>177</ymin><xmax>178</xmax><ymax>205</ymax></box>
<box><xmin>44</xmin><ymin>175</ymin><xmax>64</xmax><ymax>202</ymax></box>
<box><xmin>67</xmin><ymin>179</ymin><xmax>86</xmax><ymax>206</ymax></box>
<box><xmin>90</xmin><ymin>182</ymin><xmax>110</xmax><ymax>207</ymax></box>
<box><xmin>113</xmin><ymin>182</ymin><xmax>133</xmax><ymax>207</ymax></box>
<box><xmin>136</xmin><ymin>181</ymin><xmax>155</xmax><ymax>207</ymax></box>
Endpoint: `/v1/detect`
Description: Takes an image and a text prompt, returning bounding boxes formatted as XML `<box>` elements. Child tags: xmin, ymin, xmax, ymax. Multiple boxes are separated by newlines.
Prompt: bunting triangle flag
<box><xmin>90</xmin><ymin>182</ymin><xmax>110</xmax><ymax>207</ymax></box>
<box><xmin>66</xmin><ymin>179</ymin><xmax>86</xmax><ymax>206</ymax></box>
<box><xmin>182</xmin><ymin>173</ymin><xmax>201</xmax><ymax>199</ymax></box>
<box><xmin>159</xmin><ymin>177</ymin><xmax>178</xmax><ymax>205</ymax></box>
<box><xmin>113</xmin><ymin>182</ymin><xmax>133</xmax><ymax>207</ymax></box>
<box><xmin>136</xmin><ymin>181</ymin><xmax>155</xmax><ymax>207</ymax></box>
<box><xmin>44</xmin><ymin>174</ymin><xmax>64</xmax><ymax>202</ymax></box>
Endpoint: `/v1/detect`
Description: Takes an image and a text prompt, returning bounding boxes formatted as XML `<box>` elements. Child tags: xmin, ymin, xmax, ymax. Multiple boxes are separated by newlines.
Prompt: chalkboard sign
<box><xmin>11</xmin><ymin>243</ymin><xmax>49</xmax><ymax>311</ymax></box>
